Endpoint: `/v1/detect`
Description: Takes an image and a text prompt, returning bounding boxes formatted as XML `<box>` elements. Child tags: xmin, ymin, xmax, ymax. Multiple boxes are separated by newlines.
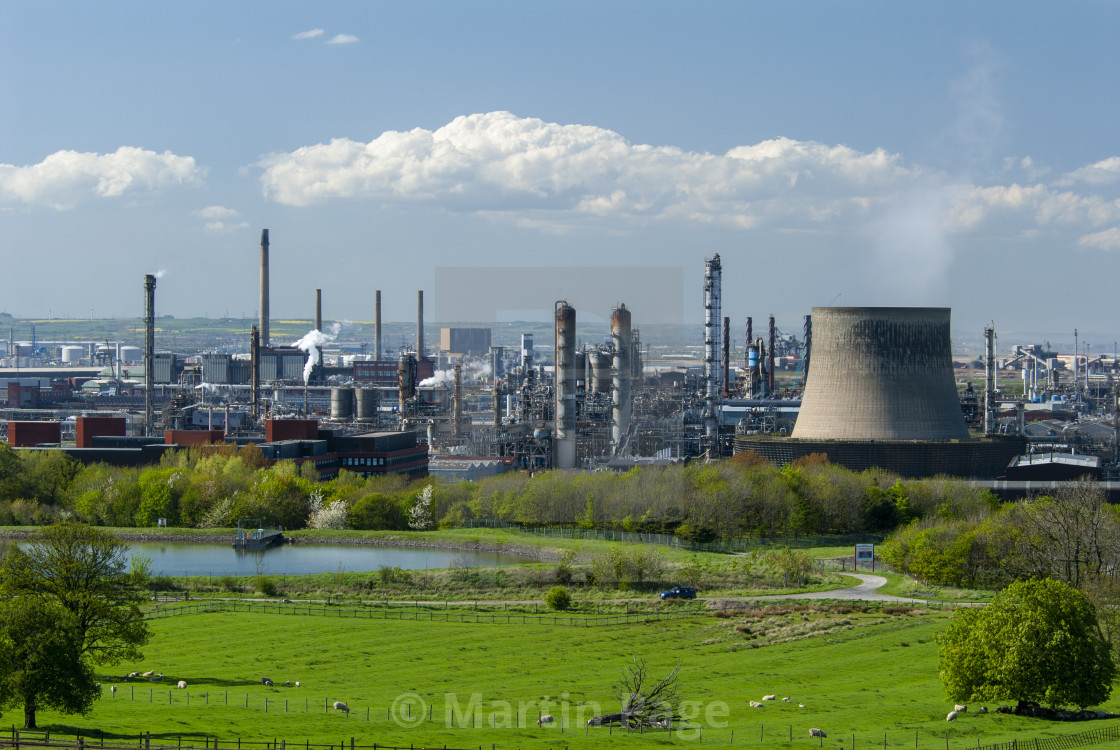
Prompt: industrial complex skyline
<box><xmin>2</xmin><ymin>2</ymin><xmax>1118</xmax><ymax>338</ymax></box>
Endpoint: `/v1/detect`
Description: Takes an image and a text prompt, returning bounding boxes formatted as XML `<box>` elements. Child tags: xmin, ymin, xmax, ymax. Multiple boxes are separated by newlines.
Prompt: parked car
<box><xmin>659</xmin><ymin>586</ymin><xmax>697</xmax><ymax>600</ymax></box>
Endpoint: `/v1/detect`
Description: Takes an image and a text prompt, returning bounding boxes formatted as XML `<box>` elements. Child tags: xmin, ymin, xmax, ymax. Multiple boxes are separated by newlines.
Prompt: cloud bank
<box><xmin>256</xmin><ymin>111</ymin><xmax>1120</xmax><ymax>251</ymax></box>
<box><xmin>0</xmin><ymin>146</ymin><xmax>204</xmax><ymax>210</ymax></box>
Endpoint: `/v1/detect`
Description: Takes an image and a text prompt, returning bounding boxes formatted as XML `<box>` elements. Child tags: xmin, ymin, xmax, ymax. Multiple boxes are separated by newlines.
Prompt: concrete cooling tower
<box><xmin>791</xmin><ymin>307</ymin><xmax>970</xmax><ymax>441</ymax></box>
<box><xmin>734</xmin><ymin>306</ymin><xmax>1025</xmax><ymax>479</ymax></box>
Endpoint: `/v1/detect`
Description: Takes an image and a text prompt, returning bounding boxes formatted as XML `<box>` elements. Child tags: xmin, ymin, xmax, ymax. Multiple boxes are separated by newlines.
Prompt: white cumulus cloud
<box><xmin>326</xmin><ymin>34</ymin><xmax>359</xmax><ymax>45</ymax></box>
<box><xmin>291</xmin><ymin>28</ymin><xmax>325</xmax><ymax>40</ymax></box>
<box><xmin>1078</xmin><ymin>227</ymin><xmax>1120</xmax><ymax>251</ymax></box>
<box><xmin>256</xmin><ymin>111</ymin><xmax>916</xmax><ymax>230</ymax></box>
<box><xmin>195</xmin><ymin>205</ymin><xmax>249</xmax><ymax>233</ymax></box>
<box><xmin>1058</xmin><ymin>156</ymin><xmax>1120</xmax><ymax>187</ymax></box>
<box><xmin>0</xmin><ymin>146</ymin><xmax>204</xmax><ymax>210</ymax></box>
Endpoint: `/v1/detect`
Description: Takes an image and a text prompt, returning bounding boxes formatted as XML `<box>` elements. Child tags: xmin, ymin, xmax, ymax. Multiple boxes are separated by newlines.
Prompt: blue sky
<box><xmin>2</xmin><ymin>2</ymin><xmax>1118</xmax><ymax>342</ymax></box>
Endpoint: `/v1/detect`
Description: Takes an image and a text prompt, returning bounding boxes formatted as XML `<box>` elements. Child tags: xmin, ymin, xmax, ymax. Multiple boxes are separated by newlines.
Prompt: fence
<box><xmin>978</xmin><ymin>724</ymin><xmax>1120</xmax><ymax>750</ymax></box>
<box><xmin>461</xmin><ymin>519</ymin><xmax>882</xmax><ymax>554</ymax></box>
<box><xmin>1</xmin><ymin>732</ymin><xmax>479</xmax><ymax>750</ymax></box>
<box><xmin>143</xmin><ymin>600</ymin><xmax>695</xmax><ymax>627</ymax></box>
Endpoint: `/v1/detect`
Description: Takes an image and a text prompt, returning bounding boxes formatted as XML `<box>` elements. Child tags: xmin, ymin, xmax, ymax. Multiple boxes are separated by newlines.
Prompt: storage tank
<box><xmin>589</xmin><ymin>351</ymin><xmax>612</xmax><ymax>393</ymax></box>
<box><xmin>330</xmin><ymin>386</ymin><xmax>355</xmax><ymax>421</ymax></box>
<box><xmin>791</xmin><ymin>307</ymin><xmax>969</xmax><ymax>441</ymax></box>
<box><xmin>61</xmin><ymin>346</ymin><xmax>84</xmax><ymax>363</ymax></box>
<box><xmin>355</xmin><ymin>387</ymin><xmax>379</xmax><ymax>419</ymax></box>
<box><xmin>119</xmin><ymin>346</ymin><xmax>142</xmax><ymax>364</ymax></box>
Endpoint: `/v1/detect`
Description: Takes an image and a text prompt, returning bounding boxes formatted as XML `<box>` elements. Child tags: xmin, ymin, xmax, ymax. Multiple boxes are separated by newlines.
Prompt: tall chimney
<box><xmin>374</xmin><ymin>290</ymin><xmax>382</xmax><ymax>361</ymax></box>
<box><xmin>143</xmin><ymin>274</ymin><xmax>156</xmax><ymax>436</ymax></box>
<box><xmin>768</xmin><ymin>315</ymin><xmax>776</xmax><ymax>396</ymax></box>
<box><xmin>703</xmin><ymin>255</ymin><xmax>722</xmax><ymax>440</ymax></box>
<box><xmin>416</xmin><ymin>290</ymin><xmax>424</xmax><ymax>360</ymax></box>
<box><xmin>259</xmin><ymin>229</ymin><xmax>270</xmax><ymax>347</ymax></box>
<box><xmin>554</xmin><ymin>301</ymin><xmax>577</xmax><ymax>469</ymax></box>
<box><xmin>250</xmin><ymin>324</ymin><xmax>260</xmax><ymax>422</ymax></box>
<box><xmin>611</xmin><ymin>304</ymin><xmax>633</xmax><ymax>454</ymax></box>
<box><xmin>315</xmin><ymin>289</ymin><xmax>322</xmax><ymax>331</ymax></box>
<box><xmin>722</xmin><ymin>316</ymin><xmax>731</xmax><ymax>398</ymax></box>
<box><xmin>452</xmin><ymin>363</ymin><xmax>463</xmax><ymax>439</ymax></box>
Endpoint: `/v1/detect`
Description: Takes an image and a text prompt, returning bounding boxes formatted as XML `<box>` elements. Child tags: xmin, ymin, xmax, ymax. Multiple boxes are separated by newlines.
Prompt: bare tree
<box><xmin>587</xmin><ymin>657</ymin><xmax>683</xmax><ymax>729</ymax></box>
<box><xmin>1015</xmin><ymin>480</ymin><xmax>1120</xmax><ymax>587</ymax></box>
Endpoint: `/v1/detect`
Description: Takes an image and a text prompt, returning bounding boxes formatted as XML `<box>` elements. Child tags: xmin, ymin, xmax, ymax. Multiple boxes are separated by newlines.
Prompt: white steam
<box><xmin>418</xmin><ymin>360</ymin><xmax>492</xmax><ymax>388</ymax></box>
<box><xmin>293</xmin><ymin>321</ymin><xmax>342</xmax><ymax>384</ymax></box>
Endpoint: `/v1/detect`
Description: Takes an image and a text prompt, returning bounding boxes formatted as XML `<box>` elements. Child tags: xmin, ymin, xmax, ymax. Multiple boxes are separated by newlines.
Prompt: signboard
<box><xmin>855</xmin><ymin>543</ymin><xmax>875</xmax><ymax>570</ymax></box>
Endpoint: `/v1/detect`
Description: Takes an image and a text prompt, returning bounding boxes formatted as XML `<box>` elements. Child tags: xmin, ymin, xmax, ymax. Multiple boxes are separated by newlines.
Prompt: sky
<box><xmin>1</xmin><ymin>1</ymin><xmax>1119</xmax><ymax>345</ymax></box>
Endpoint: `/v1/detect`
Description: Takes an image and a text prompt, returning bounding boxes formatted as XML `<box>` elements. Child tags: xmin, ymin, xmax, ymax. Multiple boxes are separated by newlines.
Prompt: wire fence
<box><xmin>978</xmin><ymin>724</ymin><xmax>1120</xmax><ymax>750</ymax></box>
<box><xmin>142</xmin><ymin>600</ymin><xmax>696</xmax><ymax>627</ymax></box>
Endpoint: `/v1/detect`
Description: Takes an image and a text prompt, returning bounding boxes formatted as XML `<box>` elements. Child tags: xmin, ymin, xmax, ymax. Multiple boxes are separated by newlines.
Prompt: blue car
<box><xmin>659</xmin><ymin>586</ymin><xmax>697</xmax><ymax>600</ymax></box>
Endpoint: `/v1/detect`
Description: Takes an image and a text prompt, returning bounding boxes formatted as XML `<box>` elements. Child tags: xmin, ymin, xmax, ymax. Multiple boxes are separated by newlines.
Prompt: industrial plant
<box><xmin>2</xmin><ymin>232</ymin><xmax>1119</xmax><ymax>489</ymax></box>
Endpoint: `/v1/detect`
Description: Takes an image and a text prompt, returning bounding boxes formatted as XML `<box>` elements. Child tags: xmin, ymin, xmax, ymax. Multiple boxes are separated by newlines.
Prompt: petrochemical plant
<box><xmin>2</xmin><ymin>231</ymin><xmax>1119</xmax><ymax>490</ymax></box>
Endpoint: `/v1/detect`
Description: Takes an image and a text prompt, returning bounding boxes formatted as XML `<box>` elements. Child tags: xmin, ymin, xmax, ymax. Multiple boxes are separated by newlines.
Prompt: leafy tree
<box><xmin>0</xmin><ymin>598</ymin><xmax>99</xmax><ymax>729</ymax></box>
<box><xmin>408</xmin><ymin>485</ymin><xmax>434</xmax><ymax>530</ymax></box>
<box><xmin>0</xmin><ymin>523</ymin><xmax>150</xmax><ymax>666</ymax></box>
<box><xmin>938</xmin><ymin>578</ymin><xmax>1115</xmax><ymax>710</ymax></box>
<box><xmin>349</xmin><ymin>493</ymin><xmax>407</xmax><ymax>530</ymax></box>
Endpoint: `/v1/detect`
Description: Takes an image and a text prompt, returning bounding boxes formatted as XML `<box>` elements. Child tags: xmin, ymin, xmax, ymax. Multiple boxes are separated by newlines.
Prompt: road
<box><xmin>736</xmin><ymin>574</ymin><xmax>925</xmax><ymax>603</ymax></box>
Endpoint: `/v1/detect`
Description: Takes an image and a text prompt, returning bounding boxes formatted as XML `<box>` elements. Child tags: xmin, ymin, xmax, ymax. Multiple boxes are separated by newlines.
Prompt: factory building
<box><xmin>440</xmin><ymin>327</ymin><xmax>492</xmax><ymax>356</ymax></box>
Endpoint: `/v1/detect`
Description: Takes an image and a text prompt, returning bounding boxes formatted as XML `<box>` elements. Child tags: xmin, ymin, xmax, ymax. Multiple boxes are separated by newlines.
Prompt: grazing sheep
<box><xmin>799</xmin><ymin>703</ymin><xmax>806</xmax><ymax>709</ymax></box>
<box><xmin>782</xmin><ymin>697</ymin><xmax>790</xmax><ymax>703</ymax></box>
<box><xmin>809</xmin><ymin>728</ymin><xmax>826</xmax><ymax>738</ymax></box>
<box><xmin>177</xmin><ymin>681</ymin><xmax>187</xmax><ymax>689</ymax></box>
<box><xmin>110</xmin><ymin>686</ymin><xmax>117</xmax><ymax>696</ymax></box>
<box><xmin>128</xmin><ymin>672</ymin><xmax>139</xmax><ymax>679</ymax></box>
<box><xmin>654</xmin><ymin>718</ymin><xmax>671</xmax><ymax>729</ymax></box>
<box><xmin>142</xmin><ymin>670</ymin><xmax>154</xmax><ymax>678</ymax></box>
<box><xmin>295</xmin><ymin>681</ymin><xmax>301</xmax><ymax>687</ymax></box>
<box><xmin>762</xmin><ymin>695</ymin><xmax>777</xmax><ymax>701</ymax></box>
<box><xmin>284</xmin><ymin>681</ymin><xmax>291</xmax><ymax>687</ymax></box>
<box><xmin>954</xmin><ymin>704</ymin><xmax>967</xmax><ymax>713</ymax></box>
<box><xmin>149</xmin><ymin>674</ymin><xmax>163</xmax><ymax>682</ymax></box>
<box><xmin>261</xmin><ymin>678</ymin><xmax>274</xmax><ymax>687</ymax></box>
<box><xmin>333</xmin><ymin>701</ymin><xmax>349</xmax><ymax>713</ymax></box>
<box><xmin>947</xmin><ymin>711</ymin><xmax>959</xmax><ymax>722</ymax></box>
<box><xmin>978</xmin><ymin>707</ymin><xmax>988</xmax><ymax>714</ymax></box>
<box><xmin>537</xmin><ymin>715</ymin><xmax>554</xmax><ymax>727</ymax></box>
<box><xmin>749</xmin><ymin>701</ymin><xmax>764</xmax><ymax>708</ymax></box>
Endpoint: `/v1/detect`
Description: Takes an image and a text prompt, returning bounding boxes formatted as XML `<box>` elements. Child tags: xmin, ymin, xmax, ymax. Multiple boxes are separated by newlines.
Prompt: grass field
<box><xmin>23</xmin><ymin>604</ymin><xmax>1120</xmax><ymax>750</ymax></box>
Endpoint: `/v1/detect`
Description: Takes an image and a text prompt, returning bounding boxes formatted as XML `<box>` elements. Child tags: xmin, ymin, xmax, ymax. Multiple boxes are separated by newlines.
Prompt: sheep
<box><xmin>110</xmin><ymin>686</ymin><xmax>117</xmax><ymax>696</ymax></box>
<box><xmin>333</xmin><ymin>701</ymin><xmax>349</xmax><ymax>714</ymax></box>
<box><xmin>799</xmin><ymin>703</ymin><xmax>806</xmax><ymax>709</ymax></box>
<box><xmin>537</xmin><ymin>715</ymin><xmax>554</xmax><ymax>727</ymax></box>
<box><xmin>978</xmin><ymin>707</ymin><xmax>988</xmax><ymax>714</ymax></box>
<box><xmin>762</xmin><ymin>694</ymin><xmax>777</xmax><ymax>701</ymax></box>
<box><xmin>141</xmin><ymin>670</ymin><xmax>154</xmax><ymax>678</ymax></box>
<box><xmin>809</xmin><ymin>728</ymin><xmax>827</xmax><ymax>738</ymax></box>
<box><xmin>177</xmin><ymin>681</ymin><xmax>187</xmax><ymax>689</ymax></box>
<box><xmin>284</xmin><ymin>681</ymin><xmax>291</xmax><ymax>687</ymax></box>
<box><xmin>149</xmin><ymin>674</ymin><xmax>163</xmax><ymax>682</ymax></box>
<box><xmin>946</xmin><ymin>711</ymin><xmax>959</xmax><ymax>722</ymax></box>
<box><xmin>954</xmin><ymin>704</ymin><xmax>967</xmax><ymax>713</ymax></box>
<box><xmin>295</xmin><ymin>681</ymin><xmax>301</xmax><ymax>688</ymax></box>
<box><xmin>128</xmin><ymin>672</ymin><xmax>139</xmax><ymax>679</ymax></box>
<box><xmin>749</xmin><ymin>701</ymin><xmax>764</xmax><ymax>708</ymax></box>
<box><xmin>261</xmin><ymin>678</ymin><xmax>274</xmax><ymax>687</ymax></box>
<box><xmin>782</xmin><ymin>696</ymin><xmax>791</xmax><ymax>703</ymax></box>
<box><xmin>95</xmin><ymin>683</ymin><xmax>101</xmax><ymax>689</ymax></box>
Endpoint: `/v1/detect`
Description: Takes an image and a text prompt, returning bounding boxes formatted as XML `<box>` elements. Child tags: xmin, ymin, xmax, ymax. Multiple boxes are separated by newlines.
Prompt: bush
<box><xmin>545</xmin><ymin>586</ymin><xmax>572</xmax><ymax>611</ymax></box>
<box><xmin>218</xmin><ymin>575</ymin><xmax>239</xmax><ymax>592</ymax></box>
<box><xmin>255</xmin><ymin>575</ymin><xmax>278</xmax><ymax>596</ymax></box>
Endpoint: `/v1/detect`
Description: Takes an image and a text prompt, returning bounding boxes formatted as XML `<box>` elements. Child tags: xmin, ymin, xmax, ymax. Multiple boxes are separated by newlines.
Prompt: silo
<box><xmin>590</xmin><ymin>351</ymin><xmax>612</xmax><ymax>393</ymax></box>
<box><xmin>611</xmin><ymin>304</ymin><xmax>632</xmax><ymax>452</ymax></box>
<box><xmin>554</xmin><ymin>301</ymin><xmax>577</xmax><ymax>469</ymax></box>
<box><xmin>355</xmin><ymin>387</ymin><xmax>379</xmax><ymax>420</ymax></box>
<box><xmin>331</xmin><ymin>386</ymin><xmax>355</xmax><ymax>421</ymax></box>
<box><xmin>61</xmin><ymin>346</ymin><xmax>84</xmax><ymax>363</ymax></box>
<box><xmin>120</xmin><ymin>346</ymin><xmax>142</xmax><ymax>364</ymax></box>
<box><xmin>791</xmin><ymin>307</ymin><xmax>970</xmax><ymax>441</ymax></box>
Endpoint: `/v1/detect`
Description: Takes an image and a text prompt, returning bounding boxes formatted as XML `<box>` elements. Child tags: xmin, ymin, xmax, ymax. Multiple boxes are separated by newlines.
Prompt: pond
<box><xmin>125</xmin><ymin>541</ymin><xmax>537</xmax><ymax>578</ymax></box>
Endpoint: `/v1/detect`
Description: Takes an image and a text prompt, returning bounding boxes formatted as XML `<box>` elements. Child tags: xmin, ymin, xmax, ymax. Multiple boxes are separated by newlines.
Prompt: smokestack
<box><xmin>259</xmin><ymin>229</ymin><xmax>269</xmax><ymax>347</ymax></box>
<box><xmin>315</xmin><ymin>289</ymin><xmax>322</xmax><ymax>331</ymax></box>
<box><xmin>374</xmin><ymin>290</ymin><xmax>382</xmax><ymax>361</ymax></box>
<box><xmin>768</xmin><ymin>315</ymin><xmax>776</xmax><ymax>396</ymax></box>
<box><xmin>493</xmin><ymin>383</ymin><xmax>502</xmax><ymax>427</ymax></box>
<box><xmin>250</xmin><ymin>324</ymin><xmax>260</xmax><ymax>422</ymax></box>
<box><xmin>984</xmin><ymin>324</ymin><xmax>997</xmax><ymax>435</ymax></box>
<box><xmin>703</xmin><ymin>255</ymin><xmax>722</xmax><ymax>440</ymax></box>
<box><xmin>143</xmin><ymin>274</ymin><xmax>156</xmax><ymax>436</ymax></box>
<box><xmin>745</xmin><ymin>317</ymin><xmax>753</xmax><ymax>370</ymax></box>
<box><xmin>453</xmin><ymin>363</ymin><xmax>463</xmax><ymax>439</ymax></box>
<box><xmin>722</xmin><ymin>316</ymin><xmax>731</xmax><ymax>398</ymax></box>
<box><xmin>554</xmin><ymin>301</ymin><xmax>577</xmax><ymax>469</ymax></box>
<box><xmin>612</xmin><ymin>304</ymin><xmax>633</xmax><ymax>454</ymax></box>
<box><xmin>416</xmin><ymin>290</ymin><xmax>424</xmax><ymax>360</ymax></box>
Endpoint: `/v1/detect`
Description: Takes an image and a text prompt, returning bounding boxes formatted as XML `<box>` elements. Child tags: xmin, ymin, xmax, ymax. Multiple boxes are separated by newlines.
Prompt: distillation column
<box><xmin>259</xmin><ymin>229</ymin><xmax>269</xmax><ymax>347</ymax></box>
<box><xmin>984</xmin><ymin>324</ymin><xmax>997</xmax><ymax>435</ymax></box>
<box><xmin>703</xmin><ymin>255</ymin><xmax>721</xmax><ymax>440</ymax></box>
<box><xmin>554</xmin><ymin>302</ymin><xmax>577</xmax><ymax>469</ymax></box>
<box><xmin>143</xmin><ymin>274</ymin><xmax>156</xmax><ymax>436</ymax></box>
<box><xmin>612</xmin><ymin>304</ymin><xmax>632</xmax><ymax>454</ymax></box>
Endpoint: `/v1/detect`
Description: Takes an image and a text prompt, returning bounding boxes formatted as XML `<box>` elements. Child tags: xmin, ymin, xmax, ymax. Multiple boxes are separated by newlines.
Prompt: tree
<box><xmin>408</xmin><ymin>485</ymin><xmax>434</xmax><ymax>530</ymax></box>
<box><xmin>588</xmin><ymin>657</ymin><xmax>683</xmax><ymax>728</ymax></box>
<box><xmin>0</xmin><ymin>523</ymin><xmax>150</xmax><ymax>666</ymax></box>
<box><xmin>938</xmin><ymin>578</ymin><xmax>1115</xmax><ymax>710</ymax></box>
<box><xmin>0</xmin><ymin>598</ymin><xmax>99</xmax><ymax>729</ymax></box>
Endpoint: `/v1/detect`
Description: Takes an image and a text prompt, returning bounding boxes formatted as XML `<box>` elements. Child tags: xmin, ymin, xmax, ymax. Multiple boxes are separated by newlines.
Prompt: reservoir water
<box><xmin>126</xmin><ymin>541</ymin><xmax>536</xmax><ymax>578</ymax></box>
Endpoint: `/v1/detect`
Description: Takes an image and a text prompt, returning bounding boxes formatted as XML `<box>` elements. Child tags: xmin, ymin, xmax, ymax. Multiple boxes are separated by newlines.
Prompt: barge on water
<box><xmin>233</xmin><ymin>519</ymin><xmax>284</xmax><ymax>549</ymax></box>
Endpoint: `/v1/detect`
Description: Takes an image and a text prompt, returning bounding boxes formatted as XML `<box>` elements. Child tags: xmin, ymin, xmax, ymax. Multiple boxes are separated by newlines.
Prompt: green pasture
<box><xmin>20</xmin><ymin>605</ymin><xmax>1120</xmax><ymax>750</ymax></box>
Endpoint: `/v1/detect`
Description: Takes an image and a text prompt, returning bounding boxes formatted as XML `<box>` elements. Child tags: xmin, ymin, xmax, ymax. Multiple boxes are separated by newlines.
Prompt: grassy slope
<box><xmin>28</xmin><ymin>608</ymin><xmax>1120</xmax><ymax>749</ymax></box>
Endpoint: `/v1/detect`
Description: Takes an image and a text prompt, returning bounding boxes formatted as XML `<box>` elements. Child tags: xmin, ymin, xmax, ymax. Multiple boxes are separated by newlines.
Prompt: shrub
<box><xmin>219</xmin><ymin>575</ymin><xmax>238</xmax><ymax>592</ymax></box>
<box><xmin>545</xmin><ymin>586</ymin><xmax>572</xmax><ymax>611</ymax></box>
<box><xmin>255</xmin><ymin>575</ymin><xmax>278</xmax><ymax>596</ymax></box>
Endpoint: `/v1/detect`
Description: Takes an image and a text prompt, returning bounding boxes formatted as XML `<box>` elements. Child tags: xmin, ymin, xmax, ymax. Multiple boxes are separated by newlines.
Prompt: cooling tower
<box><xmin>792</xmin><ymin>307</ymin><xmax>969</xmax><ymax>441</ymax></box>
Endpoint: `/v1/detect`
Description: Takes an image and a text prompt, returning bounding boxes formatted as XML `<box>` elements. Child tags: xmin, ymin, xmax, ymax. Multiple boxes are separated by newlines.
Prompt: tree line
<box><xmin>0</xmin><ymin>443</ymin><xmax>1003</xmax><ymax>539</ymax></box>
